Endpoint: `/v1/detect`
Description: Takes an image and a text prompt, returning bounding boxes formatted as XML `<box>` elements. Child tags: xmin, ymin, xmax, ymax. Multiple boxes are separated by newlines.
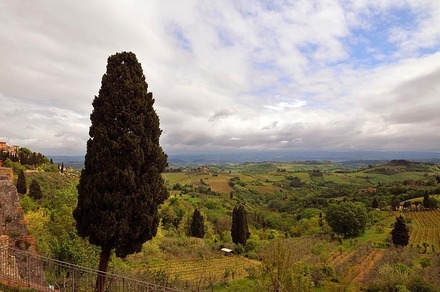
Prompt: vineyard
<box><xmin>147</xmin><ymin>256</ymin><xmax>261</xmax><ymax>286</ymax></box>
<box><xmin>405</xmin><ymin>210</ymin><xmax>440</xmax><ymax>249</ymax></box>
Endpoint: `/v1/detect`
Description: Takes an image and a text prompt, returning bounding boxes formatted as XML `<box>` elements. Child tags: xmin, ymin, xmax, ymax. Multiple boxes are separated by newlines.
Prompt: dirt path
<box><xmin>329</xmin><ymin>247</ymin><xmax>385</xmax><ymax>285</ymax></box>
<box><xmin>330</xmin><ymin>249</ymin><xmax>354</xmax><ymax>267</ymax></box>
<box><xmin>351</xmin><ymin>249</ymin><xmax>384</xmax><ymax>283</ymax></box>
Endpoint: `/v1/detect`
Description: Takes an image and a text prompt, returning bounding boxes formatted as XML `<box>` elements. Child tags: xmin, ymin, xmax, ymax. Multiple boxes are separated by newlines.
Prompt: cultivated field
<box><xmin>147</xmin><ymin>256</ymin><xmax>261</xmax><ymax>286</ymax></box>
<box><xmin>406</xmin><ymin>210</ymin><xmax>440</xmax><ymax>249</ymax></box>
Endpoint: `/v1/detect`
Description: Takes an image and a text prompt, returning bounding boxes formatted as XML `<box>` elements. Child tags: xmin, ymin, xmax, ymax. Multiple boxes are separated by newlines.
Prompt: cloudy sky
<box><xmin>1</xmin><ymin>0</ymin><xmax>439</xmax><ymax>156</ymax></box>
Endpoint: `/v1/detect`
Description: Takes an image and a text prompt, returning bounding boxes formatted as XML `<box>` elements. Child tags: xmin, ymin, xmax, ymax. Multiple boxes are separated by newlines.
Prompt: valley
<box><xmin>2</xmin><ymin>159</ymin><xmax>440</xmax><ymax>291</ymax></box>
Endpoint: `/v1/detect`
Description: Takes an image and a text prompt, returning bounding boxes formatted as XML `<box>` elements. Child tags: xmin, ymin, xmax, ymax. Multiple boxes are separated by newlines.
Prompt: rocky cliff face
<box><xmin>0</xmin><ymin>178</ymin><xmax>34</xmax><ymax>251</ymax></box>
<box><xmin>0</xmin><ymin>167</ymin><xmax>13</xmax><ymax>182</ymax></box>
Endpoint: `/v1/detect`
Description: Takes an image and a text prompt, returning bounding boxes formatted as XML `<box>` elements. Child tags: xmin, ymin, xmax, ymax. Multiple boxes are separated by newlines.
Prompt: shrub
<box><xmin>326</xmin><ymin>202</ymin><xmax>367</xmax><ymax>237</ymax></box>
<box><xmin>28</xmin><ymin>179</ymin><xmax>43</xmax><ymax>200</ymax></box>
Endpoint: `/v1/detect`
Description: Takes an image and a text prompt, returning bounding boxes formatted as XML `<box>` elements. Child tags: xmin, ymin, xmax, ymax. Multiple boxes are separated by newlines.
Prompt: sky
<box><xmin>0</xmin><ymin>0</ymin><xmax>439</xmax><ymax>156</ymax></box>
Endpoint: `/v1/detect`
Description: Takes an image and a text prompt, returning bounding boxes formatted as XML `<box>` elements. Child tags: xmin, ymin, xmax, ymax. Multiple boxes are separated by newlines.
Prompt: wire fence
<box><xmin>0</xmin><ymin>245</ymin><xmax>183</xmax><ymax>291</ymax></box>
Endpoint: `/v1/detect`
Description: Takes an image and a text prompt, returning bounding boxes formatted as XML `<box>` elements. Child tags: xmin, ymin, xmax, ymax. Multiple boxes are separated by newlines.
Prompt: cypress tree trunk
<box><xmin>96</xmin><ymin>247</ymin><xmax>111</xmax><ymax>292</ymax></box>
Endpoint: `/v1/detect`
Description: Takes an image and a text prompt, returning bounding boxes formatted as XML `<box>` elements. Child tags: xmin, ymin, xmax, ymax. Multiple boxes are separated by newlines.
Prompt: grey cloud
<box><xmin>393</xmin><ymin>68</ymin><xmax>440</xmax><ymax>104</ymax></box>
<box><xmin>261</xmin><ymin>121</ymin><xmax>278</xmax><ymax>130</ymax></box>
<box><xmin>208</xmin><ymin>109</ymin><xmax>236</xmax><ymax>122</ymax></box>
<box><xmin>162</xmin><ymin>130</ymin><xmax>213</xmax><ymax>148</ymax></box>
<box><xmin>385</xmin><ymin>105</ymin><xmax>439</xmax><ymax>125</ymax></box>
<box><xmin>1</xmin><ymin>1</ymin><xmax>440</xmax><ymax>155</ymax></box>
<box><xmin>383</xmin><ymin>68</ymin><xmax>440</xmax><ymax>125</ymax></box>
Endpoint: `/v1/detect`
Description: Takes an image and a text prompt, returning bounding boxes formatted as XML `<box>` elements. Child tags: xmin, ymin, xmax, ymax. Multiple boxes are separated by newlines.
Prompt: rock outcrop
<box><xmin>0</xmin><ymin>178</ymin><xmax>33</xmax><ymax>251</ymax></box>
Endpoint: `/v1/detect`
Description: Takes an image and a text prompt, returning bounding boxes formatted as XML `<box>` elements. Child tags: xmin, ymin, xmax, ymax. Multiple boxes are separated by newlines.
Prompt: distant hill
<box><xmin>168</xmin><ymin>151</ymin><xmax>440</xmax><ymax>166</ymax></box>
<box><xmin>49</xmin><ymin>155</ymin><xmax>85</xmax><ymax>170</ymax></box>
<box><xmin>50</xmin><ymin>151</ymin><xmax>440</xmax><ymax>169</ymax></box>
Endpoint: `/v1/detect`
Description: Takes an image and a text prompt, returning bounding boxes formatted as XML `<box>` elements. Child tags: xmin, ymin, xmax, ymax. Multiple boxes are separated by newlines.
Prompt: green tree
<box><xmin>423</xmin><ymin>191</ymin><xmax>430</xmax><ymax>209</ymax></box>
<box><xmin>231</xmin><ymin>205</ymin><xmax>250</xmax><ymax>246</ymax></box>
<box><xmin>73</xmin><ymin>51</ymin><xmax>168</xmax><ymax>292</ymax></box>
<box><xmin>372</xmin><ymin>197</ymin><xmax>379</xmax><ymax>209</ymax></box>
<box><xmin>3</xmin><ymin>158</ymin><xmax>25</xmax><ymax>172</ymax></box>
<box><xmin>16</xmin><ymin>170</ymin><xmax>27</xmax><ymax>194</ymax></box>
<box><xmin>325</xmin><ymin>202</ymin><xmax>367</xmax><ymax>238</ymax></box>
<box><xmin>391</xmin><ymin>196</ymin><xmax>401</xmax><ymax>211</ymax></box>
<box><xmin>391</xmin><ymin>215</ymin><xmax>409</xmax><ymax>247</ymax></box>
<box><xmin>160</xmin><ymin>205</ymin><xmax>180</xmax><ymax>230</ymax></box>
<box><xmin>28</xmin><ymin>179</ymin><xmax>42</xmax><ymax>200</ymax></box>
<box><xmin>190</xmin><ymin>208</ymin><xmax>205</xmax><ymax>238</ymax></box>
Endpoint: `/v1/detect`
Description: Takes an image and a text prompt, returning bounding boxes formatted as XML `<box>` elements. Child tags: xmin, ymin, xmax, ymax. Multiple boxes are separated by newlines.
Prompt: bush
<box><xmin>234</xmin><ymin>244</ymin><xmax>244</xmax><ymax>255</ymax></box>
<box><xmin>3</xmin><ymin>158</ymin><xmax>25</xmax><ymax>173</ymax></box>
<box><xmin>326</xmin><ymin>202</ymin><xmax>367</xmax><ymax>237</ymax></box>
<box><xmin>407</xmin><ymin>277</ymin><xmax>437</xmax><ymax>292</ymax></box>
<box><xmin>28</xmin><ymin>179</ymin><xmax>43</xmax><ymax>200</ymax></box>
<box><xmin>19</xmin><ymin>195</ymin><xmax>39</xmax><ymax>212</ymax></box>
<box><xmin>420</xmin><ymin>258</ymin><xmax>431</xmax><ymax>269</ymax></box>
<box><xmin>244</xmin><ymin>236</ymin><xmax>261</xmax><ymax>253</ymax></box>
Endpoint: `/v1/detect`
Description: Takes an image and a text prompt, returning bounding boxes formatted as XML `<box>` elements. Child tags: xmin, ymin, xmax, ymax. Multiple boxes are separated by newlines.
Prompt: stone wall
<box><xmin>0</xmin><ymin>235</ymin><xmax>8</xmax><ymax>247</ymax></box>
<box><xmin>0</xmin><ymin>168</ymin><xmax>13</xmax><ymax>183</ymax></box>
<box><xmin>0</xmin><ymin>179</ymin><xmax>31</xmax><ymax>250</ymax></box>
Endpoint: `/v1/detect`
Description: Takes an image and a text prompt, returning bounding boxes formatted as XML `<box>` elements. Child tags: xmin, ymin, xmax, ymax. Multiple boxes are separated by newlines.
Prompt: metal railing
<box><xmin>0</xmin><ymin>246</ymin><xmax>183</xmax><ymax>291</ymax></box>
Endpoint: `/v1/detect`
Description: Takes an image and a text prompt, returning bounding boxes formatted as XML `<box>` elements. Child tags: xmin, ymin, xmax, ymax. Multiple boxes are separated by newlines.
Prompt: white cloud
<box><xmin>0</xmin><ymin>0</ymin><xmax>439</xmax><ymax>155</ymax></box>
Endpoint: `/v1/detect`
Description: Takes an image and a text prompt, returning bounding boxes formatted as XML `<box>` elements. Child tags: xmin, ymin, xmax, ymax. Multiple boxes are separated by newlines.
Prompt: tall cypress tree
<box><xmin>190</xmin><ymin>208</ymin><xmax>205</xmax><ymax>238</ymax></box>
<box><xmin>73</xmin><ymin>52</ymin><xmax>168</xmax><ymax>292</ymax></box>
<box><xmin>391</xmin><ymin>215</ymin><xmax>409</xmax><ymax>247</ymax></box>
<box><xmin>16</xmin><ymin>170</ymin><xmax>27</xmax><ymax>195</ymax></box>
<box><xmin>28</xmin><ymin>179</ymin><xmax>42</xmax><ymax>200</ymax></box>
<box><xmin>231</xmin><ymin>205</ymin><xmax>250</xmax><ymax>246</ymax></box>
<box><xmin>423</xmin><ymin>191</ymin><xmax>431</xmax><ymax>209</ymax></box>
<box><xmin>372</xmin><ymin>197</ymin><xmax>379</xmax><ymax>209</ymax></box>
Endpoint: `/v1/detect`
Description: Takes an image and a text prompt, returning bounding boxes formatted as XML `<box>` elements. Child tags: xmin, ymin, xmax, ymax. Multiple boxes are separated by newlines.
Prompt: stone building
<box><xmin>0</xmin><ymin>141</ymin><xmax>19</xmax><ymax>155</ymax></box>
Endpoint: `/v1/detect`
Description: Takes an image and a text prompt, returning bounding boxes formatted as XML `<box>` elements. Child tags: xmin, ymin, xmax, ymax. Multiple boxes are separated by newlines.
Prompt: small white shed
<box><xmin>220</xmin><ymin>248</ymin><xmax>233</xmax><ymax>256</ymax></box>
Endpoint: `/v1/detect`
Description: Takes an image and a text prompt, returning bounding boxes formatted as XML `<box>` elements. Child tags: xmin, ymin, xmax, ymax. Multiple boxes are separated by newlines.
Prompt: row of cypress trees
<box><xmin>16</xmin><ymin>170</ymin><xmax>43</xmax><ymax>200</ymax></box>
<box><xmin>189</xmin><ymin>205</ymin><xmax>251</xmax><ymax>246</ymax></box>
<box><xmin>0</xmin><ymin>149</ymin><xmax>47</xmax><ymax>166</ymax></box>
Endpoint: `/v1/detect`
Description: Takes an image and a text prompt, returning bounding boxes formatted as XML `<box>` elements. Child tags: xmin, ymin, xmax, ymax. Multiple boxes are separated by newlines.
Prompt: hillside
<box><xmin>8</xmin><ymin>160</ymin><xmax>440</xmax><ymax>291</ymax></box>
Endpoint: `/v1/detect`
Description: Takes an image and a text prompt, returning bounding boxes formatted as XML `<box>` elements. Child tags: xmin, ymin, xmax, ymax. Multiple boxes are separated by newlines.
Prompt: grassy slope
<box><xmin>19</xmin><ymin>161</ymin><xmax>440</xmax><ymax>291</ymax></box>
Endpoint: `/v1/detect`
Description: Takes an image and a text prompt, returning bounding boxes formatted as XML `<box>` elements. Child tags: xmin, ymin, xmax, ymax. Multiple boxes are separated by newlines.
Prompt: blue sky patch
<box><xmin>343</xmin><ymin>6</ymin><xmax>422</xmax><ymax>68</ymax></box>
<box><xmin>168</xmin><ymin>23</ymin><xmax>192</xmax><ymax>52</ymax></box>
<box><xmin>216</xmin><ymin>27</ymin><xmax>234</xmax><ymax>47</ymax></box>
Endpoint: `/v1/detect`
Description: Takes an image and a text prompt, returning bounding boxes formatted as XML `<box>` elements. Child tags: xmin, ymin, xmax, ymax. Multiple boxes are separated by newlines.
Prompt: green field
<box><xmin>17</xmin><ymin>159</ymin><xmax>440</xmax><ymax>291</ymax></box>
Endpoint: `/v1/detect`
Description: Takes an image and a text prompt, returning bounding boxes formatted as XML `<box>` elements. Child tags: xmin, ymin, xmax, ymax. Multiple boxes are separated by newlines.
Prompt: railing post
<box><xmin>72</xmin><ymin>266</ymin><xmax>75</xmax><ymax>292</ymax></box>
<box><xmin>27</xmin><ymin>253</ymin><xmax>30</xmax><ymax>287</ymax></box>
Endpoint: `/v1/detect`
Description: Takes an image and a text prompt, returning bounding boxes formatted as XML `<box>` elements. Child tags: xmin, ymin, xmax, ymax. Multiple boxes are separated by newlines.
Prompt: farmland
<box><xmin>15</xmin><ymin>159</ymin><xmax>440</xmax><ymax>291</ymax></box>
<box><xmin>406</xmin><ymin>210</ymin><xmax>440</xmax><ymax>249</ymax></box>
<box><xmin>147</xmin><ymin>256</ymin><xmax>261</xmax><ymax>285</ymax></box>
